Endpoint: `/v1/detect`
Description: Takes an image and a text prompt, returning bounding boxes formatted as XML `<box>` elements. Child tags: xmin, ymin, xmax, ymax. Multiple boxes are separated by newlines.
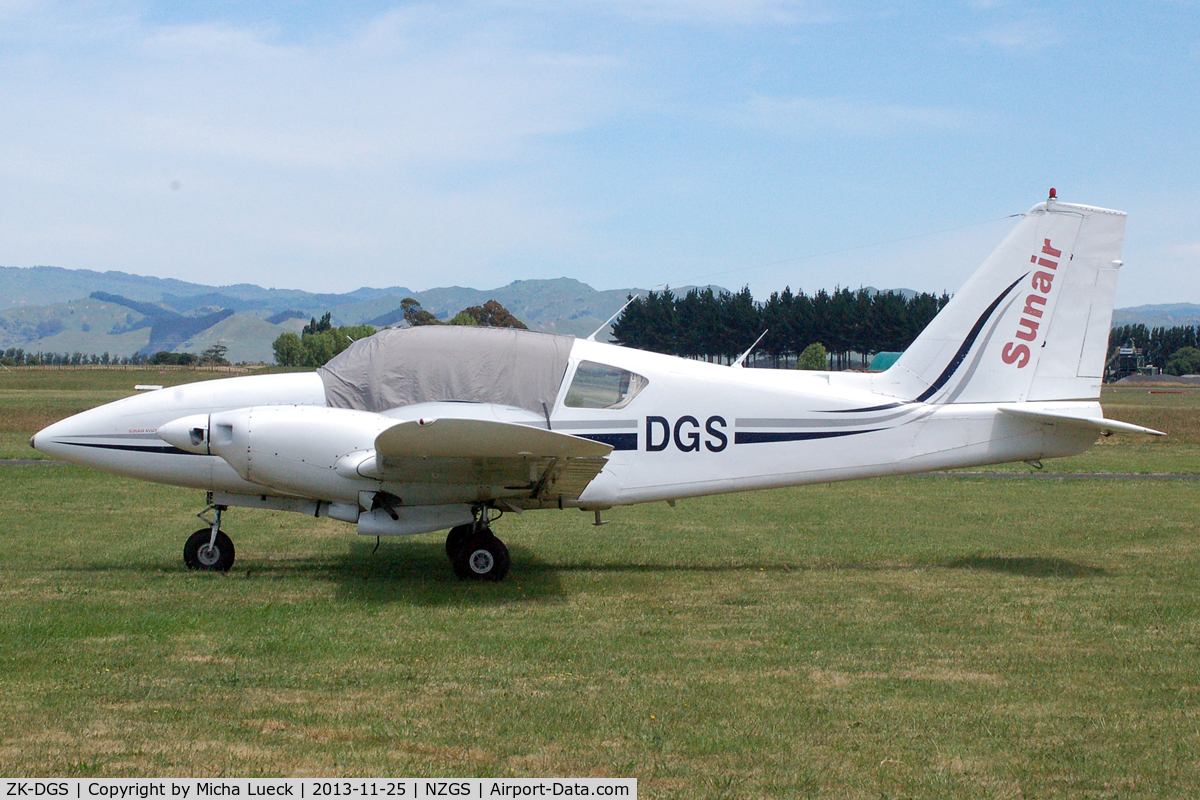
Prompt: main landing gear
<box><xmin>184</xmin><ymin>504</ymin><xmax>235</xmax><ymax>572</ymax></box>
<box><xmin>180</xmin><ymin>501</ymin><xmax>508</xmax><ymax>581</ymax></box>
<box><xmin>445</xmin><ymin>507</ymin><xmax>510</xmax><ymax>582</ymax></box>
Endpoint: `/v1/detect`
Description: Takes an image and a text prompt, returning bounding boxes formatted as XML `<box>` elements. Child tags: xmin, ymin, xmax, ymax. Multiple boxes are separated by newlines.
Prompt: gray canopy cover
<box><xmin>318</xmin><ymin>326</ymin><xmax>576</xmax><ymax>415</ymax></box>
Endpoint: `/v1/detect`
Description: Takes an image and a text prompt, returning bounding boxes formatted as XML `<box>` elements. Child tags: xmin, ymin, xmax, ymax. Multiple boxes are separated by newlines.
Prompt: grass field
<box><xmin>2</xmin><ymin>370</ymin><xmax>1199</xmax><ymax>796</ymax></box>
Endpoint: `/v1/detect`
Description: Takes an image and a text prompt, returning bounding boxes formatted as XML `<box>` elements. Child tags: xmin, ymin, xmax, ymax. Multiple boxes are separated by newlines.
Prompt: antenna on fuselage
<box><xmin>731</xmin><ymin>329</ymin><xmax>769</xmax><ymax>369</ymax></box>
<box><xmin>586</xmin><ymin>293</ymin><xmax>643</xmax><ymax>342</ymax></box>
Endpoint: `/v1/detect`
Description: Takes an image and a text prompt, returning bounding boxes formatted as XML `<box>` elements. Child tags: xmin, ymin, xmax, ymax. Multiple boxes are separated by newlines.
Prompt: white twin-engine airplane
<box><xmin>32</xmin><ymin>194</ymin><xmax>1163</xmax><ymax>581</ymax></box>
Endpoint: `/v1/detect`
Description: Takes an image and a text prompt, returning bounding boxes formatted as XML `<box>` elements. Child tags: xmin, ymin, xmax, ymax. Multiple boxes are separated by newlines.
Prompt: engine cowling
<box><xmin>160</xmin><ymin>405</ymin><xmax>394</xmax><ymax>502</ymax></box>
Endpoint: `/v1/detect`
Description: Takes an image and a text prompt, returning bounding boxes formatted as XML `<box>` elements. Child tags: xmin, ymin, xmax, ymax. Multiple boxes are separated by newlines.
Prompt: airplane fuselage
<box><xmin>33</xmin><ymin>338</ymin><xmax>1100</xmax><ymax>512</ymax></box>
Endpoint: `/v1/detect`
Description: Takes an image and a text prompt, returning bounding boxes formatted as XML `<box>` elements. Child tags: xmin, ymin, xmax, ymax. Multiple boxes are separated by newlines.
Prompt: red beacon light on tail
<box><xmin>1048</xmin><ymin>187</ymin><xmax>1057</xmax><ymax>200</ymax></box>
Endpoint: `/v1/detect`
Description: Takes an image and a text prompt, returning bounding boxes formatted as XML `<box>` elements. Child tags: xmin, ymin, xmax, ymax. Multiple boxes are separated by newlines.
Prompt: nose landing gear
<box><xmin>185</xmin><ymin>504</ymin><xmax>235</xmax><ymax>572</ymax></box>
<box><xmin>445</xmin><ymin>507</ymin><xmax>510</xmax><ymax>582</ymax></box>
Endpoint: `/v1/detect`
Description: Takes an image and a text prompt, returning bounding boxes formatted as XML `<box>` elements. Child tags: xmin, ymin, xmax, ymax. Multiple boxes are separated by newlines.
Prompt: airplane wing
<box><xmin>375</xmin><ymin>418</ymin><xmax>612</xmax><ymax>459</ymax></box>
<box><xmin>998</xmin><ymin>406</ymin><xmax>1165</xmax><ymax>436</ymax></box>
<box><xmin>370</xmin><ymin>418</ymin><xmax>613</xmax><ymax>503</ymax></box>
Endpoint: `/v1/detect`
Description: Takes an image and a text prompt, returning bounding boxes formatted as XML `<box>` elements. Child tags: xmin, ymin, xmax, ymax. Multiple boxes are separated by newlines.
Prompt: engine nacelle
<box><xmin>161</xmin><ymin>405</ymin><xmax>394</xmax><ymax>503</ymax></box>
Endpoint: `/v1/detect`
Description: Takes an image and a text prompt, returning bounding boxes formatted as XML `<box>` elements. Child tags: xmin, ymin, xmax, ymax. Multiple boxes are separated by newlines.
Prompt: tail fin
<box><xmin>873</xmin><ymin>195</ymin><xmax>1126</xmax><ymax>404</ymax></box>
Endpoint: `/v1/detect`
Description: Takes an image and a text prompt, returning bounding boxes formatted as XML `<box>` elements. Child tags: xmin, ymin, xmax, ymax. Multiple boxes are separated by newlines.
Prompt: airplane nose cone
<box><xmin>32</xmin><ymin>414</ymin><xmax>105</xmax><ymax>462</ymax></box>
<box><xmin>157</xmin><ymin>414</ymin><xmax>211</xmax><ymax>454</ymax></box>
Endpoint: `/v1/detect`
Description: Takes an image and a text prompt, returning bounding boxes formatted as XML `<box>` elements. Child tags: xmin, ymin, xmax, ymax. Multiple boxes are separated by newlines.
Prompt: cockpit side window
<box><xmin>564</xmin><ymin>361</ymin><xmax>648</xmax><ymax>409</ymax></box>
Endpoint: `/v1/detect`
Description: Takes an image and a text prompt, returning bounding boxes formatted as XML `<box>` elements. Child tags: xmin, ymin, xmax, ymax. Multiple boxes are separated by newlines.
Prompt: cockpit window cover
<box><xmin>318</xmin><ymin>326</ymin><xmax>575</xmax><ymax>415</ymax></box>
<box><xmin>564</xmin><ymin>361</ymin><xmax>648</xmax><ymax>409</ymax></box>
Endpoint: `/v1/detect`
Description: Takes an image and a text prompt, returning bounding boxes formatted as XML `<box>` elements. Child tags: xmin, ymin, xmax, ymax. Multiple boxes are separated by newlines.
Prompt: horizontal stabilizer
<box><xmin>376</xmin><ymin>418</ymin><xmax>614</xmax><ymax>460</ymax></box>
<box><xmin>998</xmin><ymin>406</ymin><xmax>1165</xmax><ymax>436</ymax></box>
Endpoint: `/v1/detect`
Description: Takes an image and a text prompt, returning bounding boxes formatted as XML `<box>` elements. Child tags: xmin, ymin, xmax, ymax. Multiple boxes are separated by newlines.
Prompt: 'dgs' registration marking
<box><xmin>645</xmin><ymin>416</ymin><xmax>728</xmax><ymax>452</ymax></box>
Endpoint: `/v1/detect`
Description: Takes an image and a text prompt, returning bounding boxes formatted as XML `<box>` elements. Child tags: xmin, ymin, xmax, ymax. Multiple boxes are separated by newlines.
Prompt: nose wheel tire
<box><xmin>184</xmin><ymin>528</ymin><xmax>235</xmax><ymax>572</ymax></box>
<box><xmin>452</xmin><ymin>533</ymin><xmax>510</xmax><ymax>582</ymax></box>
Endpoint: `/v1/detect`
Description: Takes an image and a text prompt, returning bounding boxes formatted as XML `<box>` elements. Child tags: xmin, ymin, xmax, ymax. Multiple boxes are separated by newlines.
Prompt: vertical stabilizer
<box><xmin>872</xmin><ymin>195</ymin><xmax>1126</xmax><ymax>404</ymax></box>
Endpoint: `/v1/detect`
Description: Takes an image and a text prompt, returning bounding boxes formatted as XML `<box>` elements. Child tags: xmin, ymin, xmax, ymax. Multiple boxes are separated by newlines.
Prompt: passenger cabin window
<box><xmin>564</xmin><ymin>361</ymin><xmax>648</xmax><ymax>409</ymax></box>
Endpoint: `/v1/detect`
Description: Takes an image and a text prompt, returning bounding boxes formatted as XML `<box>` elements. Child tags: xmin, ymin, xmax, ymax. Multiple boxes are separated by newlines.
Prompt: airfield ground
<box><xmin>1</xmin><ymin>369</ymin><xmax>1199</xmax><ymax>797</ymax></box>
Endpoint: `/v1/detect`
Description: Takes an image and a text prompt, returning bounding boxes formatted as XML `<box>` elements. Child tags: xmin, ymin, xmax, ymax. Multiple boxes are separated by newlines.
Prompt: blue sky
<box><xmin>1</xmin><ymin>0</ymin><xmax>1197</xmax><ymax>305</ymax></box>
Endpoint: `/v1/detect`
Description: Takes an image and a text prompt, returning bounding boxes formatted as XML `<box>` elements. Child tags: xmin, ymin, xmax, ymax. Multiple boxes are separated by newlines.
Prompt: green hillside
<box><xmin>330</xmin><ymin>278</ymin><xmax>636</xmax><ymax>338</ymax></box>
<box><xmin>178</xmin><ymin>314</ymin><xmax>307</xmax><ymax>364</ymax></box>
<box><xmin>0</xmin><ymin>297</ymin><xmax>151</xmax><ymax>356</ymax></box>
<box><xmin>0</xmin><ymin>265</ymin><xmax>411</xmax><ymax>314</ymax></box>
<box><xmin>0</xmin><ymin>266</ymin><xmax>648</xmax><ymax>362</ymax></box>
<box><xmin>0</xmin><ymin>266</ymin><xmax>217</xmax><ymax>310</ymax></box>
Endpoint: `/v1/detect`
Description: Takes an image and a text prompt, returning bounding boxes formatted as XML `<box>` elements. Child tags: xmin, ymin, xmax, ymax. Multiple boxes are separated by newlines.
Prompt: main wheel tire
<box><xmin>184</xmin><ymin>528</ymin><xmax>236</xmax><ymax>572</ymax></box>
<box><xmin>445</xmin><ymin>524</ymin><xmax>473</xmax><ymax>559</ymax></box>
<box><xmin>452</xmin><ymin>534</ymin><xmax>510</xmax><ymax>582</ymax></box>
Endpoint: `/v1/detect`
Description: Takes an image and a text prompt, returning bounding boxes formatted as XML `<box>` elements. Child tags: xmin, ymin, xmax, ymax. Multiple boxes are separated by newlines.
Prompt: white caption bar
<box><xmin>0</xmin><ymin>781</ymin><xmax>635</xmax><ymax>800</ymax></box>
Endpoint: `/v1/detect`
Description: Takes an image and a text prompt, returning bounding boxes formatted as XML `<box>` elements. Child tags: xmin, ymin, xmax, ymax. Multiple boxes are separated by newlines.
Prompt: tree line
<box><xmin>0</xmin><ymin>348</ymin><xmax>141</xmax><ymax>366</ymax></box>
<box><xmin>272</xmin><ymin>313</ymin><xmax>377</xmax><ymax>368</ymax></box>
<box><xmin>610</xmin><ymin>286</ymin><xmax>951</xmax><ymax>368</ymax></box>
<box><xmin>608</xmin><ymin>287</ymin><xmax>1200</xmax><ymax>377</ymax></box>
<box><xmin>1107</xmin><ymin>324</ymin><xmax>1200</xmax><ymax>376</ymax></box>
<box><xmin>271</xmin><ymin>299</ymin><xmax>529</xmax><ymax>367</ymax></box>
<box><xmin>0</xmin><ymin>344</ymin><xmax>231</xmax><ymax>367</ymax></box>
<box><xmin>609</xmin><ymin>285</ymin><xmax>1200</xmax><ymax>377</ymax></box>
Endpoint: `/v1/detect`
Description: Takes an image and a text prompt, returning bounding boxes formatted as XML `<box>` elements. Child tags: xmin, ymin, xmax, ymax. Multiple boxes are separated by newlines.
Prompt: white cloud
<box><xmin>0</xmin><ymin>3</ymin><xmax>628</xmax><ymax>289</ymax></box>
<box><xmin>958</xmin><ymin>3</ymin><xmax>1062</xmax><ymax>53</ymax></box>
<box><xmin>111</xmin><ymin>10</ymin><xmax>620</xmax><ymax>169</ymax></box>
<box><xmin>1099</xmin><ymin>189</ymin><xmax>1200</xmax><ymax>306</ymax></box>
<box><xmin>973</xmin><ymin>19</ymin><xmax>1060</xmax><ymax>50</ymax></box>
<box><xmin>738</xmin><ymin>95</ymin><xmax>977</xmax><ymax>139</ymax></box>
<box><xmin>581</xmin><ymin>0</ymin><xmax>835</xmax><ymax>24</ymax></box>
<box><xmin>495</xmin><ymin>0</ymin><xmax>835</xmax><ymax>25</ymax></box>
<box><xmin>1168</xmin><ymin>241</ymin><xmax>1200</xmax><ymax>258</ymax></box>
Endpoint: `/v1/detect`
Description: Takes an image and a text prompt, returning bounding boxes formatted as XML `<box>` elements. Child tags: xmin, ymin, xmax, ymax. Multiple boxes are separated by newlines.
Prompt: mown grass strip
<box><xmin>3</xmin><ymin>370</ymin><xmax>1199</xmax><ymax>796</ymax></box>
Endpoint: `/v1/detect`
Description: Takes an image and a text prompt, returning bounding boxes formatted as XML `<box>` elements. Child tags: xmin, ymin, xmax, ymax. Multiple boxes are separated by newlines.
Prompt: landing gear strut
<box><xmin>446</xmin><ymin>507</ymin><xmax>510</xmax><ymax>582</ymax></box>
<box><xmin>185</xmin><ymin>504</ymin><xmax>235</xmax><ymax>571</ymax></box>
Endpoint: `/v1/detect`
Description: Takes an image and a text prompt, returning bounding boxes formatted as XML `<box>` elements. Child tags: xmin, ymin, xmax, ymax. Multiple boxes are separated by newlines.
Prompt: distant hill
<box><xmin>0</xmin><ymin>265</ymin><xmax>408</xmax><ymax>314</ymax></box>
<box><xmin>863</xmin><ymin>286</ymin><xmax>921</xmax><ymax>300</ymax></box>
<box><xmin>1111</xmin><ymin>304</ymin><xmax>1200</xmax><ymax>329</ymax></box>
<box><xmin>0</xmin><ymin>266</ymin><xmax>652</xmax><ymax>362</ymax></box>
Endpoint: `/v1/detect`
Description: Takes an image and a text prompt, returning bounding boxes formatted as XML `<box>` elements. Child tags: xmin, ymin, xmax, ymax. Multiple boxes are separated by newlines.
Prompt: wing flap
<box><xmin>998</xmin><ymin>406</ymin><xmax>1165</xmax><ymax>436</ymax></box>
<box><xmin>532</xmin><ymin>456</ymin><xmax>610</xmax><ymax>501</ymax></box>
<box><xmin>374</xmin><ymin>456</ymin><xmax>537</xmax><ymax>486</ymax></box>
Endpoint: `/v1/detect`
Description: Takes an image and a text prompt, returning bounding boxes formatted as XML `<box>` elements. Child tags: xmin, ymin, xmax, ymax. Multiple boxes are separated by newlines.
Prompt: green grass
<box><xmin>3</xmin><ymin>371</ymin><xmax>1200</xmax><ymax>795</ymax></box>
<box><xmin>951</xmin><ymin>386</ymin><xmax>1200</xmax><ymax>475</ymax></box>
